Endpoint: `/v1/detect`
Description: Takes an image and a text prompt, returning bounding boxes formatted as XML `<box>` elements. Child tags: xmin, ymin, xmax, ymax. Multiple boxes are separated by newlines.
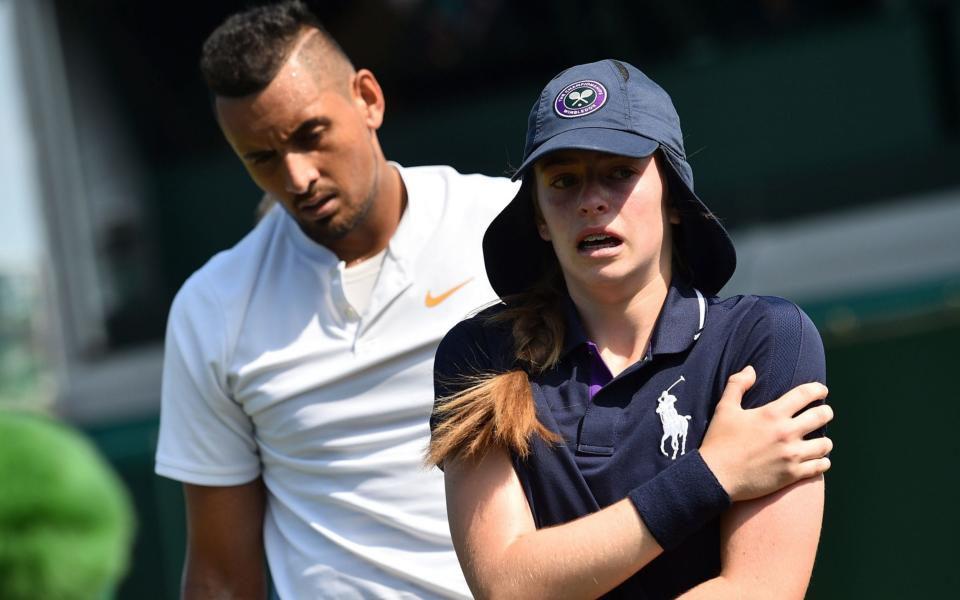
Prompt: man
<box><xmin>155</xmin><ymin>2</ymin><xmax>513</xmax><ymax>598</ymax></box>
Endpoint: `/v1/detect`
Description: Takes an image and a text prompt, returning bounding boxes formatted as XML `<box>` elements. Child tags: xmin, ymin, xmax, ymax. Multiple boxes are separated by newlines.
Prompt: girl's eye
<box><xmin>550</xmin><ymin>174</ymin><xmax>578</xmax><ymax>189</ymax></box>
<box><xmin>610</xmin><ymin>167</ymin><xmax>636</xmax><ymax>180</ymax></box>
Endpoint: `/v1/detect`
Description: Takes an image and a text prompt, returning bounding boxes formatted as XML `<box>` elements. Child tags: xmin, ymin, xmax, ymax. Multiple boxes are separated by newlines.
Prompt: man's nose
<box><xmin>283</xmin><ymin>152</ymin><xmax>319</xmax><ymax>195</ymax></box>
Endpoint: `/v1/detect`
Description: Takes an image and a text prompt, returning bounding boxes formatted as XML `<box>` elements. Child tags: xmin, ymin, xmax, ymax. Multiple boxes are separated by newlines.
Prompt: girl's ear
<box><xmin>536</xmin><ymin>217</ymin><xmax>552</xmax><ymax>242</ymax></box>
<box><xmin>531</xmin><ymin>182</ymin><xmax>551</xmax><ymax>241</ymax></box>
<box><xmin>669</xmin><ymin>206</ymin><xmax>681</xmax><ymax>225</ymax></box>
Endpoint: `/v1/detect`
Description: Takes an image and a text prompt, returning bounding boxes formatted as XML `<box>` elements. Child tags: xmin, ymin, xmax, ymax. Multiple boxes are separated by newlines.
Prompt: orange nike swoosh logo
<box><xmin>425</xmin><ymin>278</ymin><xmax>474</xmax><ymax>308</ymax></box>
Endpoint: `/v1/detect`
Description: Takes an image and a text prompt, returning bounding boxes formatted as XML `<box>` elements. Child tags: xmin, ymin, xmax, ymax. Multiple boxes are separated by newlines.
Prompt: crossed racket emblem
<box><xmin>566</xmin><ymin>88</ymin><xmax>595</xmax><ymax>107</ymax></box>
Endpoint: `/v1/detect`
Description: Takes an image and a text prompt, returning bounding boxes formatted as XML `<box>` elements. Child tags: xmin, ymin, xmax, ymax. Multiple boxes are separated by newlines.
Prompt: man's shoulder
<box><xmin>401</xmin><ymin>163</ymin><xmax>511</xmax><ymax>184</ymax></box>
<box><xmin>400</xmin><ymin>164</ymin><xmax>518</xmax><ymax>207</ymax></box>
<box><xmin>171</xmin><ymin>207</ymin><xmax>287</xmax><ymax>318</ymax></box>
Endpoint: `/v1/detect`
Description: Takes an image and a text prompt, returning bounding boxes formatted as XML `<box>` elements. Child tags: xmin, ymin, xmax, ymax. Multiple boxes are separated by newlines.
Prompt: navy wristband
<box><xmin>627</xmin><ymin>450</ymin><xmax>731</xmax><ymax>550</ymax></box>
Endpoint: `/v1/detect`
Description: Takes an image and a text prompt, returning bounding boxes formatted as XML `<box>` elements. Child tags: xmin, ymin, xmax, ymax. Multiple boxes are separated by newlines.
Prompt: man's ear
<box><xmin>353</xmin><ymin>69</ymin><xmax>385</xmax><ymax>130</ymax></box>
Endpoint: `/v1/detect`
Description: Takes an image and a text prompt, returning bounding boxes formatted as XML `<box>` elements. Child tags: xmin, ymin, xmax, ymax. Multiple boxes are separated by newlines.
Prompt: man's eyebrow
<box><xmin>242</xmin><ymin>148</ymin><xmax>276</xmax><ymax>161</ymax></box>
<box><xmin>239</xmin><ymin>118</ymin><xmax>332</xmax><ymax>160</ymax></box>
<box><xmin>292</xmin><ymin>117</ymin><xmax>331</xmax><ymax>138</ymax></box>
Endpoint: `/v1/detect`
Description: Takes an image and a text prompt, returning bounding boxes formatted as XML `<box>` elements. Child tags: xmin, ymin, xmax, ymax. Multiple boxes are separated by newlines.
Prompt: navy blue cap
<box><xmin>483</xmin><ymin>59</ymin><xmax>737</xmax><ymax>297</ymax></box>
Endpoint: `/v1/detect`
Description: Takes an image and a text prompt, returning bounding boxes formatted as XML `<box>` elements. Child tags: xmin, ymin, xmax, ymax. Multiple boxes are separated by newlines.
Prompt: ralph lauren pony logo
<box><xmin>656</xmin><ymin>376</ymin><xmax>692</xmax><ymax>460</ymax></box>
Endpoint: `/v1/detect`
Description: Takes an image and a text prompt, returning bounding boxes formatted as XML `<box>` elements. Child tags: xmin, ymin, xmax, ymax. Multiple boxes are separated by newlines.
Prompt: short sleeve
<box><xmin>430</xmin><ymin>310</ymin><xmax>512</xmax><ymax>435</ymax></box>
<box><xmin>733</xmin><ymin>297</ymin><xmax>826</xmax><ymax>417</ymax></box>
<box><xmin>154</xmin><ymin>273</ymin><xmax>261</xmax><ymax>486</ymax></box>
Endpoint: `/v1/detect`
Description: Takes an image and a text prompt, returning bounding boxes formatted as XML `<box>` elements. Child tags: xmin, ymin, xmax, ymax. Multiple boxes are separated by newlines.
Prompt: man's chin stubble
<box><xmin>303</xmin><ymin>198</ymin><xmax>374</xmax><ymax>247</ymax></box>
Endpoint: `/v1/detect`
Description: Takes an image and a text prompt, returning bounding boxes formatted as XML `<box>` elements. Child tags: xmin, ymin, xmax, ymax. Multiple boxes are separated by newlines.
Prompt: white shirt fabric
<box><xmin>156</xmin><ymin>164</ymin><xmax>517</xmax><ymax>599</ymax></box>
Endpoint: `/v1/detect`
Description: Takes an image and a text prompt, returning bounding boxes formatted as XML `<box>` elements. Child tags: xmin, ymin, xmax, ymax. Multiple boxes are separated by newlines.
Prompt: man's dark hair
<box><xmin>200</xmin><ymin>0</ymin><xmax>351</xmax><ymax>97</ymax></box>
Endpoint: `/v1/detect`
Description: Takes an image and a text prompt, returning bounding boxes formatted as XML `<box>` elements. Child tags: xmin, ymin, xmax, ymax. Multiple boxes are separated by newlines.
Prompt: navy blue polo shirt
<box><xmin>432</xmin><ymin>279</ymin><xmax>825</xmax><ymax>599</ymax></box>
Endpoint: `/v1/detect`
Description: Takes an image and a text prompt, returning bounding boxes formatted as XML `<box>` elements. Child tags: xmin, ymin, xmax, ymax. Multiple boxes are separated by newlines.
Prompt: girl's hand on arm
<box><xmin>699</xmin><ymin>366</ymin><xmax>833</xmax><ymax>501</ymax></box>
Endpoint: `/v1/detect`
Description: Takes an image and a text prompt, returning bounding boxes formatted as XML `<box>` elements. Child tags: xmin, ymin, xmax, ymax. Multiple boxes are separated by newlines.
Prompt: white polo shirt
<box><xmin>156</xmin><ymin>164</ymin><xmax>517</xmax><ymax>599</ymax></box>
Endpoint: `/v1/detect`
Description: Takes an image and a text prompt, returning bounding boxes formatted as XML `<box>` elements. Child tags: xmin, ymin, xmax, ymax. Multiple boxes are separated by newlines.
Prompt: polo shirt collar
<box><xmin>560</xmin><ymin>295</ymin><xmax>590</xmax><ymax>357</ymax></box>
<box><xmin>560</xmin><ymin>278</ymin><xmax>707</xmax><ymax>359</ymax></box>
<box><xmin>649</xmin><ymin>280</ymin><xmax>707</xmax><ymax>356</ymax></box>
<box><xmin>387</xmin><ymin>162</ymin><xmax>437</xmax><ymax>268</ymax></box>
<box><xmin>284</xmin><ymin>205</ymin><xmax>339</xmax><ymax>267</ymax></box>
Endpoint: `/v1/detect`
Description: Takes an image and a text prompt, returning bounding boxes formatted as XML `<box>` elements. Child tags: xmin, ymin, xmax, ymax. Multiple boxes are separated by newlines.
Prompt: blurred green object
<box><xmin>0</xmin><ymin>411</ymin><xmax>135</xmax><ymax>600</ymax></box>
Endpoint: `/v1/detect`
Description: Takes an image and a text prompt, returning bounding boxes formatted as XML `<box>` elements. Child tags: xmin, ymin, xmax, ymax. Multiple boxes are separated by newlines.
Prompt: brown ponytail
<box><xmin>427</xmin><ymin>268</ymin><xmax>567</xmax><ymax>466</ymax></box>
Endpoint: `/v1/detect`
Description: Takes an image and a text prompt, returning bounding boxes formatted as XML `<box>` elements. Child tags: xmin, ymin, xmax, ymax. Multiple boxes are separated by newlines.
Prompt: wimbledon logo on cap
<box><xmin>554</xmin><ymin>80</ymin><xmax>607</xmax><ymax>118</ymax></box>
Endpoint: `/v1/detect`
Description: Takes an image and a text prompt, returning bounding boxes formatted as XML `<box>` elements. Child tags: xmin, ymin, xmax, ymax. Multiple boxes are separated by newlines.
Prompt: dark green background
<box><xmin>57</xmin><ymin>1</ymin><xmax>960</xmax><ymax>597</ymax></box>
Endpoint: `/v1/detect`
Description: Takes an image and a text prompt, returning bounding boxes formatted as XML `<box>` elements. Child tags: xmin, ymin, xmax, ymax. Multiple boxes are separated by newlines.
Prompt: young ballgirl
<box><xmin>429</xmin><ymin>60</ymin><xmax>832</xmax><ymax>599</ymax></box>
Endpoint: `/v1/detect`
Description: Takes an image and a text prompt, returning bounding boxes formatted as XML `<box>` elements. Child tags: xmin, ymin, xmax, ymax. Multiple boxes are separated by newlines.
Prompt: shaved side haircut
<box><xmin>200</xmin><ymin>0</ymin><xmax>354</xmax><ymax>98</ymax></box>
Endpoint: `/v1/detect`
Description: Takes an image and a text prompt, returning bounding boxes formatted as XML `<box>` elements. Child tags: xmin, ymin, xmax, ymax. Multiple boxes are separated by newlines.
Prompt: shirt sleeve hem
<box><xmin>154</xmin><ymin>459</ymin><xmax>261</xmax><ymax>486</ymax></box>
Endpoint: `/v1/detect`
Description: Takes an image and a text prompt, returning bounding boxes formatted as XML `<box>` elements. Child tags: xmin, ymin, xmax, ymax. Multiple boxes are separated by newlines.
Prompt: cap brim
<box><xmin>511</xmin><ymin>128</ymin><xmax>659</xmax><ymax>181</ymax></box>
<box><xmin>483</xmin><ymin>178</ymin><xmax>552</xmax><ymax>298</ymax></box>
<box><xmin>659</xmin><ymin>158</ymin><xmax>737</xmax><ymax>295</ymax></box>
